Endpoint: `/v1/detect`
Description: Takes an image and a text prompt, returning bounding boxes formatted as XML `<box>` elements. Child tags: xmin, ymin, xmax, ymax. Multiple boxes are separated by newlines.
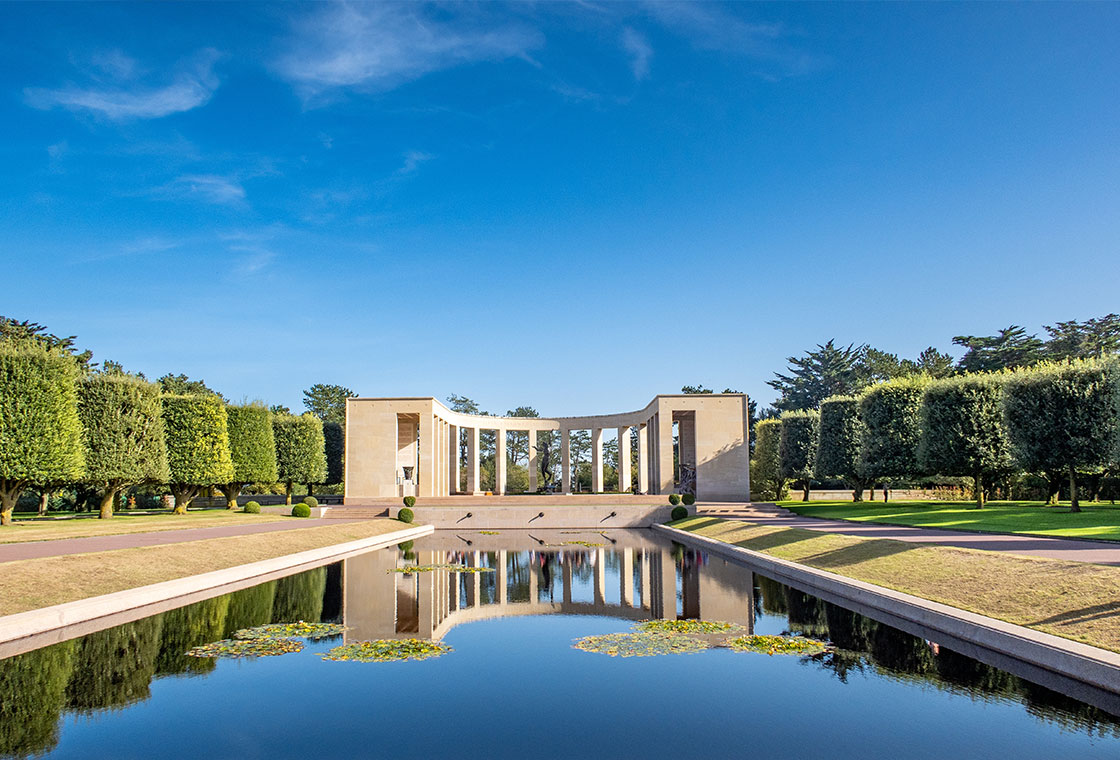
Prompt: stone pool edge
<box><xmin>655</xmin><ymin>523</ymin><xmax>1120</xmax><ymax>701</ymax></box>
<box><xmin>0</xmin><ymin>523</ymin><xmax>434</xmax><ymax>659</ymax></box>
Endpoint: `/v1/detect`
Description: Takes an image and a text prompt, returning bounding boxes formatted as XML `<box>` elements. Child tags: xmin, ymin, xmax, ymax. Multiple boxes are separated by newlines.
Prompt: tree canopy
<box><xmin>779</xmin><ymin>410</ymin><xmax>819</xmax><ymax>501</ymax></box>
<box><xmin>77</xmin><ymin>374</ymin><xmax>169</xmax><ymax>518</ymax></box>
<box><xmin>273</xmin><ymin>413</ymin><xmax>327</xmax><ymax>504</ymax></box>
<box><xmin>221</xmin><ymin>404</ymin><xmax>278</xmax><ymax>508</ymax></box>
<box><xmin>814</xmin><ymin>395</ymin><xmax>869</xmax><ymax>500</ymax></box>
<box><xmin>162</xmin><ymin>394</ymin><xmax>234</xmax><ymax>514</ymax></box>
<box><xmin>157</xmin><ymin>373</ymin><xmax>223</xmax><ymax>399</ymax></box>
<box><xmin>0</xmin><ymin>342</ymin><xmax>85</xmax><ymax>525</ymax></box>
<box><xmin>751</xmin><ymin>419</ymin><xmax>785</xmax><ymax>500</ymax></box>
<box><xmin>859</xmin><ymin>376</ymin><xmax>929</xmax><ymax>486</ymax></box>
<box><xmin>302</xmin><ymin>383</ymin><xmax>355</xmax><ymax>426</ymax></box>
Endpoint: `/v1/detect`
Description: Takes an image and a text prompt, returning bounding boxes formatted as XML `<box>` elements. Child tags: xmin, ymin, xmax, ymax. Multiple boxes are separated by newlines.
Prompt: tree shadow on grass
<box><xmin>733</xmin><ymin>528</ymin><xmax>830</xmax><ymax>553</ymax></box>
<box><xmin>792</xmin><ymin>539</ymin><xmax>918</xmax><ymax>571</ymax></box>
<box><xmin>1029</xmin><ymin>601</ymin><xmax>1120</xmax><ymax>627</ymax></box>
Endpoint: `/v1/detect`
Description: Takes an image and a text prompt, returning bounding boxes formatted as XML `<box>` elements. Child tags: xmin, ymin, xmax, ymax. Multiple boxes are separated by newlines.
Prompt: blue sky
<box><xmin>2</xmin><ymin>2</ymin><xmax>1118</xmax><ymax>416</ymax></box>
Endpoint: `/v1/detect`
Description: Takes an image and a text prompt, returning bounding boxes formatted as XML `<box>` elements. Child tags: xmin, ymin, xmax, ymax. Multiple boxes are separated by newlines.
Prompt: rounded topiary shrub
<box><xmin>682</xmin><ymin>493</ymin><xmax>696</xmax><ymax>506</ymax></box>
<box><xmin>668</xmin><ymin>493</ymin><xmax>682</xmax><ymax>506</ymax></box>
<box><xmin>244</xmin><ymin>501</ymin><xmax>261</xmax><ymax>514</ymax></box>
<box><xmin>671</xmin><ymin>505</ymin><xmax>688</xmax><ymax>521</ymax></box>
<box><xmin>398</xmin><ymin>507</ymin><xmax>415</xmax><ymax>523</ymax></box>
<box><xmin>291</xmin><ymin>503</ymin><xmax>312</xmax><ymax>518</ymax></box>
<box><xmin>403</xmin><ymin>495</ymin><xmax>416</xmax><ymax>509</ymax></box>
<box><xmin>302</xmin><ymin>496</ymin><xmax>319</xmax><ymax>508</ymax></box>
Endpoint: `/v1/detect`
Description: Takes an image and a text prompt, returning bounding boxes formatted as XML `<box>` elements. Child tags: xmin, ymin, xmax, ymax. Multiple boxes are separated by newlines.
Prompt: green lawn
<box><xmin>778</xmin><ymin>500</ymin><xmax>1120</xmax><ymax>542</ymax></box>
<box><xmin>0</xmin><ymin>509</ymin><xmax>287</xmax><ymax>544</ymax></box>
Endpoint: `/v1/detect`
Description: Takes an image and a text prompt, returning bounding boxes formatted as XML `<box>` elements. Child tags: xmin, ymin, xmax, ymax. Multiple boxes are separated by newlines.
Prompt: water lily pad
<box><xmin>387</xmin><ymin>564</ymin><xmax>494</xmax><ymax>574</ymax></box>
<box><xmin>573</xmin><ymin>632</ymin><xmax>711</xmax><ymax>657</ymax></box>
<box><xmin>186</xmin><ymin>637</ymin><xmax>304</xmax><ymax>658</ymax></box>
<box><xmin>637</xmin><ymin>619</ymin><xmax>744</xmax><ymax>634</ymax></box>
<box><xmin>321</xmin><ymin>639</ymin><xmax>452</xmax><ymax>663</ymax></box>
<box><xmin>727</xmin><ymin>635</ymin><xmax>830</xmax><ymax>656</ymax></box>
<box><xmin>234</xmin><ymin>622</ymin><xmax>348</xmax><ymax>641</ymax></box>
<box><xmin>479</xmin><ymin>530</ymin><xmax>500</xmax><ymax>535</ymax></box>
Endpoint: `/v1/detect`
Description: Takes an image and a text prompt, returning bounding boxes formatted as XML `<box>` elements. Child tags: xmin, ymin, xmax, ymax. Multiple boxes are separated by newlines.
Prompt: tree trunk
<box><xmin>869</xmin><ymin>486</ymin><xmax>875</xmax><ymax>501</ymax></box>
<box><xmin>171</xmin><ymin>485</ymin><xmax>197</xmax><ymax>515</ymax></box>
<box><xmin>802</xmin><ymin>480</ymin><xmax>810</xmax><ymax>502</ymax></box>
<box><xmin>285</xmin><ymin>481</ymin><xmax>293</xmax><ymax>505</ymax></box>
<box><xmin>852</xmin><ymin>486</ymin><xmax>863</xmax><ymax>502</ymax></box>
<box><xmin>1046</xmin><ymin>472</ymin><xmax>1061</xmax><ymax>506</ymax></box>
<box><xmin>38</xmin><ymin>490</ymin><xmax>49</xmax><ymax>516</ymax></box>
<box><xmin>883</xmin><ymin>487</ymin><xmax>889</xmax><ymax>503</ymax></box>
<box><xmin>0</xmin><ymin>486</ymin><xmax>18</xmax><ymax>527</ymax></box>
<box><xmin>220</xmin><ymin>484</ymin><xmax>240</xmax><ymax>509</ymax></box>
<box><xmin>1069</xmin><ymin>469</ymin><xmax>1081</xmax><ymax>513</ymax></box>
<box><xmin>307</xmin><ymin>483</ymin><xmax>314</xmax><ymax>502</ymax></box>
<box><xmin>99</xmin><ymin>488</ymin><xmax>118</xmax><ymax>520</ymax></box>
<box><xmin>973</xmin><ymin>473</ymin><xmax>984</xmax><ymax>509</ymax></box>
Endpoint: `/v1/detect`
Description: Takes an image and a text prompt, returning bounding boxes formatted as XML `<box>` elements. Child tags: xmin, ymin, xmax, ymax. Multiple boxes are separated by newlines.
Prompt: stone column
<box><xmin>527</xmin><ymin>429</ymin><xmax>538</xmax><ymax>493</ymax></box>
<box><xmin>435</xmin><ymin>419</ymin><xmax>445</xmax><ymax>497</ymax></box>
<box><xmin>639</xmin><ymin>548</ymin><xmax>651</xmax><ymax>610</ymax></box>
<box><xmin>658</xmin><ymin>412</ymin><xmax>675</xmax><ymax>495</ymax></box>
<box><xmin>561</xmin><ymin>428</ymin><xmax>572</xmax><ymax>495</ymax></box>
<box><xmin>591</xmin><ymin>428</ymin><xmax>604</xmax><ymax>493</ymax></box>
<box><xmin>449</xmin><ymin>424</ymin><xmax>460</xmax><ymax>494</ymax></box>
<box><xmin>466</xmin><ymin>427</ymin><xmax>480</xmax><ymax>494</ymax></box>
<box><xmin>495</xmin><ymin>428</ymin><xmax>507</xmax><ymax>495</ymax></box>
<box><xmin>418</xmin><ymin>413</ymin><xmax>436</xmax><ymax>497</ymax></box>
<box><xmin>637</xmin><ymin>423</ymin><xmax>649</xmax><ymax>494</ymax></box>
<box><xmin>617</xmin><ymin>426</ymin><xmax>631</xmax><ymax>493</ymax></box>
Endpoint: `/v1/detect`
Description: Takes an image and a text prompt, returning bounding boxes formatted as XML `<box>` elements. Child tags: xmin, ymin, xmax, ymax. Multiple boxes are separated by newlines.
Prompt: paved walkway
<box><xmin>698</xmin><ymin>504</ymin><xmax>1120</xmax><ymax>566</ymax></box>
<box><xmin>0</xmin><ymin>518</ymin><xmax>365</xmax><ymax>563</ymax></box>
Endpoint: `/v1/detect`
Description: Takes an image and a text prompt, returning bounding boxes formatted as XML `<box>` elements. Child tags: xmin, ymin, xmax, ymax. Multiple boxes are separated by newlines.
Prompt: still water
<box><xmin>1</xmin><ymin>530</ymin><xmax>1118</xmax><ymax>759</ymax></box>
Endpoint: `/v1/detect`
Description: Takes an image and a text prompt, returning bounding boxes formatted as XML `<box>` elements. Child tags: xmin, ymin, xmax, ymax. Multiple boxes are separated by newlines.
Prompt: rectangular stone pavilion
<box><xmin>344</xmin><ymin>394</ymin><xmax>750</xmax><ymax>502</ymax></box>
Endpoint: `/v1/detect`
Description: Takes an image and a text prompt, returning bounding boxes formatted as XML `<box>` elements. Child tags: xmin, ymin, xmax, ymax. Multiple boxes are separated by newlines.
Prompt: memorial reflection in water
<box><xmin>342</xmin><ymin>531</ymin><xmax>754</xmax><ymax>642</ymax></box>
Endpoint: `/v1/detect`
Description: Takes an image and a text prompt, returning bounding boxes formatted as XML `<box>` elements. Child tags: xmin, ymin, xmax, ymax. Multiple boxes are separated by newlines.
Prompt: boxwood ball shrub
<box><xmin>671</xmin><ymin>505</ymin><xmax>688</xmax><ymax>521</ymax></box>
<box><xmin>403</xmin><ymin>495</ymin><xmax>416</xmax><ymax>509</ymax></box>
<box><xmin>668</xmin><ymin>493</ymin><xmax>682</xmax><ymax>506</ymax></box>
<box><xmin>291</xmin><ymin>503</ymin><xmax>311</xmax><ymax>518</ymax></box>
<box><xmin>302</xmin><ymin>496</ymin><xmax>319</xmax><ymax>508</ymax></box>
<box><xmin>398</xmin><ymin>507</ymin><xmax>415</xmax><ymax>523</ymax></box>
<box><xmin>682</xmin><ymin>493</ymin><xmax>696</xmax><ymax>506</ymax></box>
<box><xmin>244</xmin><ymin>501</ymin><xmax>261</xmax><ymax>514</ymax></box>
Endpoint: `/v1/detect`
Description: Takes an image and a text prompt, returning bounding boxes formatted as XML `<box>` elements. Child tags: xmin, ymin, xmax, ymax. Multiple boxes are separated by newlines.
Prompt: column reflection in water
<box><xmin>340</xmin><ymin>535</ymin><xmax>759</xmax><ymax>643</ymax></box>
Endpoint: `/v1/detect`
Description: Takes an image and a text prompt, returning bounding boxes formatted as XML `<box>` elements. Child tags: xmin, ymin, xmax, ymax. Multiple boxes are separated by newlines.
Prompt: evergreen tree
<box><xmin>768</xmin><ymin>340</ymin><xmax>863</xmax><ymax>411</ymax></box>
<box><xmin>302</xmin><ymin>383</ymin><xmax>355</xmax><ymax>426</ymax></box>
<box><xmin>953</xmin><ymin>325</ymin><xmax>1044</xmax><ymax>372</ymax></box>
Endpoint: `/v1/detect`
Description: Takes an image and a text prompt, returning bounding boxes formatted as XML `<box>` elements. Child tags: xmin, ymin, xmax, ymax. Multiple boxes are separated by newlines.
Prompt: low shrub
<box><xmin>398</xmin><ymin>507</ymin><xmax>415</xmax><ymax>523</ymax></box>
<box><xmin>403</xmin><ymin>495</ymin><xmax>416</xmax><ymax>509</ymax></box>
<box><xmin>682</xmin><ymin>493</ymin><xmax>696</xmax><ymax>506</ymax></box>
<box><xmin>302</xmin><ymin>496</ymin><xmax>319</xmax><ymax>508</ymax></box>
<box><xmin>244</xmin><ymin>501</ymin><xmax>261</xmax><ymax>514</ymax></box>
<box><xmin>668</xmin><ymin>493</ymin><xmax>682</xmax><ymax>506</ymax></box>
<box><xmin>670</xmin><ymin>505</ymin><xmax>688</xmax><ymax>521</ymax></box>
<box><xmin>291</xmin><ymin>503</ymin><xmax>311</xmax><ymax>518</ymax></box>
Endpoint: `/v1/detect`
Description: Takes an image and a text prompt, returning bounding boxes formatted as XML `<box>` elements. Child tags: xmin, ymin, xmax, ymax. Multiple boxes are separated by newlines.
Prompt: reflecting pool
<box><xmin>1</xmin><ymin>530</ymin><xmax>1118</xmax><ymax>759</ymax></box>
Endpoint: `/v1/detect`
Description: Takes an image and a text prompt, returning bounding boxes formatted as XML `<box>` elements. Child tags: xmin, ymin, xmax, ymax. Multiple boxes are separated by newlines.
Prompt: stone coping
<box><xmin>655</xmin><ymin>523</ymin><xmax>1120</xmax><ymax>711</ymax></box>
<box><xmin>0</xmin><ymin>523</ymin><xmax>433</xmax><ymax>659</ymax></box>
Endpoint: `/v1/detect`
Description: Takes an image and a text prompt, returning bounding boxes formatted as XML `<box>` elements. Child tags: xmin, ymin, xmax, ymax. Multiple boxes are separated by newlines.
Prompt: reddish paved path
<box><xmin>0</xmin><ymin>518</ymin><xmax>366</xmax><ymax>563</ymax></box>
<box><xmin>698</xmin><ymin>504</ymin><xmax>1120</xmax><ymax>566</ymax></box>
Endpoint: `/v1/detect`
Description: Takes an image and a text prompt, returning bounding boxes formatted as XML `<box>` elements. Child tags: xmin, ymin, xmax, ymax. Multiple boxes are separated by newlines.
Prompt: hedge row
<box><xmin>754</xmin><ymin>357</ymin><xmax>1120</xmax><ymax>510</ymax></box>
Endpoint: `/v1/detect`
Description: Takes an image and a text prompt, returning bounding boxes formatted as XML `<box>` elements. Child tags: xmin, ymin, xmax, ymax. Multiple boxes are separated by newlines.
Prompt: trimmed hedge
<box><xmin>670</xmin><ymin>505</ymin><xmax>688</xmax><ymax>521</ymax></box>
<box><xmin>243</xmin><ymin>501</ymin><xmax>261</xmax><ymax>514</ymax></box>
<box><xmin>162</xmin><ymin>394</ymin><xmax>234</xmax><ymax>514</ymax></box>
<box><xmin>668</xmin><ymin>493</ymin><xmax>681</xmax><ymax>506</ymax></box>
<box><xmin>682</xmin><ymin>493</ymin><xmax>696</xmax><ymax>506</ymax></box>
<box><xmin>291</xmin><ymin>503</ymin><xmax>311</xmax><ymax>518</ymax></box>
<box><xmin>403</xmin><ymin>495</ymin><xmax>416</xmax><ymax>509</ymax></box>
<box><xmin>398</xmin><ymin>507</ymin><xmax>415</xmax><ymax>523</ymax></box>
<box><xmin>302</xmin><ymin>496</ymin><xmax>319</xmax><ymax>508</ymax></box>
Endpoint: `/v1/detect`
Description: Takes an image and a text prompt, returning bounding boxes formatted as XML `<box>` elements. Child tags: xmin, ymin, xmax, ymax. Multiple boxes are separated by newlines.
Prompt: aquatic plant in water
<box><xmin>234</xmin><ymin>622</ymin><xmax>347</xmax><ymax>641</ymax></box>
<box><xmin>573</xmin><ymin>632</ymin><xmax>711</xmax><ymax>657</ymax></box>
<box><xmin>321</xmin><ymin>639</ymin><xmax>452</xmax><ymax>663</ymax></box>
<box><xmin>479</xmin><ymin>530</ymin><xmax>500</xmax><ymax>535</ymax></box>
<box><xmin>728</xmin><ymin>635</ymin><xmax>829</xmax><ymax>656</ymax></box>
<box><xmin>387</xmin><ymin>564</ymin><xmax>495</xmax><ymax>574</ymax></box>
<box><xmin>637</xmin><ymin>620</ymin><xmax>744</xmax><ymax>634</ymax></box>
<box><xmin>186</xmin><ymin>638</ymin><xmax>304</xmax><ymax>658</ymax></box>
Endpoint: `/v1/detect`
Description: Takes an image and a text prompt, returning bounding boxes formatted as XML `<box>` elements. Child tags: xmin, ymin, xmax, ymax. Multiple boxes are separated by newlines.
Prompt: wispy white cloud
<box><xmin>46</xmin><ymin>140</ymin><xmax>69</xmax><ymax>160</ymax></box>
<box><xmin>25</xmin><ymin>49</ymin><xmax>222</xmax><ymax>120</ymax></box>
<box><xmin>621</xmin><ymin>27</ymin><xmax>652</xmax><ymax>81</ymax></box>
<box><xmin>120</xmin><ymin>236</ymin><xmax>181</xmax><ymax>256</ymax></box>
<box><xmin>166</xmin><ymin>174</ymin><xmax>246</xmax><ymax>206</ymax></box>
<box><xmin>89</xmin><ymin>49</ymin><xmax>141</xmax><ymax>81</ymax></box>
<box><xmin>276</xmin><ymin>3</ymin><xmax>543</xmax><ymax>100</ymax></box>
<box><xmin>642</xmin><ymin>2</ymin><xmax>815</xmax><ymax>76</ymax></box>
<box><xmin>228</xmin><ymin>245</ymin><xmax>276</xmax><ymax>276</ymax></box>
<box><xmin>397</xmin><ymin>150</ymin><xmax>434</xmax><ymax>176</ymax></box>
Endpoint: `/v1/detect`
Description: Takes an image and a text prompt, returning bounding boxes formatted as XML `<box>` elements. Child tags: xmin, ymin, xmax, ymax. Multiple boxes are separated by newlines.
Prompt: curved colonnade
<box><xmin>344</xmin><ymin>394</ymin><xmax>750</xmax><ymax>502</ymax></box>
